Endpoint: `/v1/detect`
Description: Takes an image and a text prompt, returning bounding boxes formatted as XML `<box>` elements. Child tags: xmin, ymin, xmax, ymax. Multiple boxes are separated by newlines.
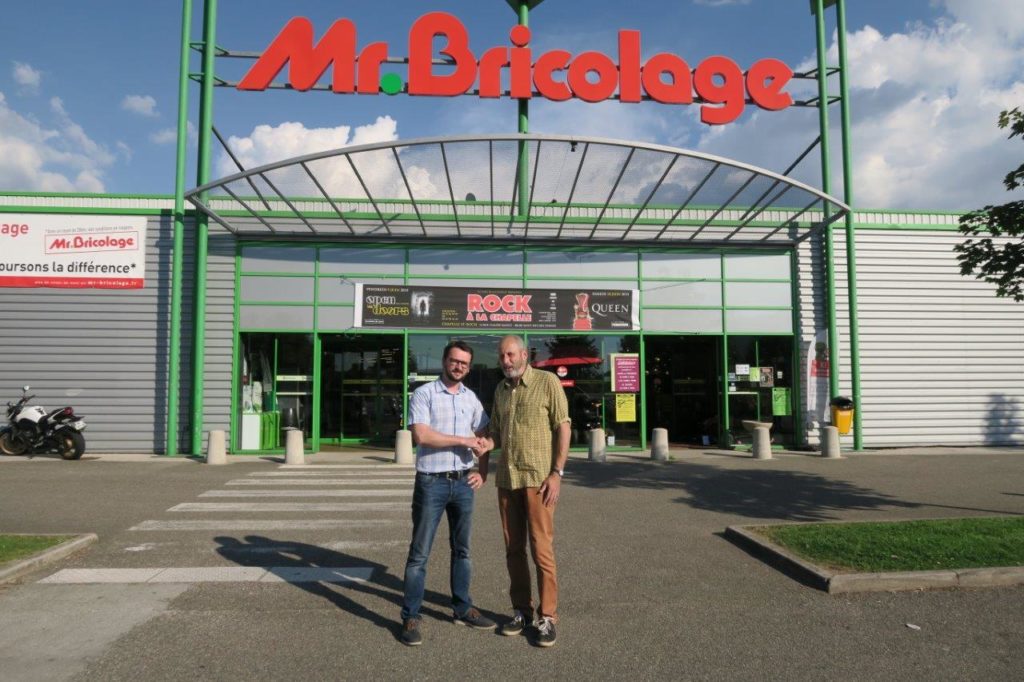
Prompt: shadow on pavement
<box><xmin>213</xmin><ymin>535</ymin><xmax>498</xmax><ymax>641</ymax></box>
<box><xmin>566</xmin><ymin>459</ymin><xmax>919</xmax><ymax>522</ymax></box>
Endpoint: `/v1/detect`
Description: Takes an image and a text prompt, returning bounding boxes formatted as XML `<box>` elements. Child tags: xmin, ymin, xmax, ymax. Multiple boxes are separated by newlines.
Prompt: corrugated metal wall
<box><xmin>0</xmin><ymin>200</ymin><xmax>237</xmax><ymax>454</ymax></box>
<box><xmin>200</xmin><ymin>232</ymin><xmax>235</xmax><ymax>449</ymax></box>
<box><xmin>800</xmin><ymin>222</ymin><xmax>1024</xmax><ymax>447</ymax></box>
<box><xmin>0</xmin><ymin>213</ymin><xmax>201</xmax><ymax>453</ymax></box>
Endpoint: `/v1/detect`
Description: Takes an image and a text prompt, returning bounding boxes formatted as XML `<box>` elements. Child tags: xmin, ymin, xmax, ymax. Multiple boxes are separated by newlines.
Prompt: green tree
<box><xmin>955</xmin><ymin>107</ymin><xmax>1024</xmax><ymax>301</ymax></box>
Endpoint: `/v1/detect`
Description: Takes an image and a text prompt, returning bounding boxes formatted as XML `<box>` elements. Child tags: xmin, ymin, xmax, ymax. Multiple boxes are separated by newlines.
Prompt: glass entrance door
<box><xmin>644</xmin><ymin>335</ymin><xmax>721</xmax><ymax>446</ymax></box>
<box><xmin>320</xmin><ymin>334</ymin><xmax>404</xmax><ymax>444</ymax></box>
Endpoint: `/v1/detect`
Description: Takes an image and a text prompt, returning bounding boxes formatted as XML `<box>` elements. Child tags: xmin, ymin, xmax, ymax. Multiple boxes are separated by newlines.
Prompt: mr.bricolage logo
<box><xmin>239</xmin><ymin>12</ymin><xmax>793</xmax><ymax>125</ymax></box>
<box><xmin>45</xmin><ymin>232</ymin><xmax>140</xmax><ymax>255</ymax></box>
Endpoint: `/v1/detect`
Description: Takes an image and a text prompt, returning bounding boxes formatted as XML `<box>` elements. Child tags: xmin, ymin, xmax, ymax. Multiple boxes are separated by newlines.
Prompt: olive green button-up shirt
<box><xmin>490</xmin><ymin>365</ymin><xmax>570</xmax><ymax>490</ymax></box>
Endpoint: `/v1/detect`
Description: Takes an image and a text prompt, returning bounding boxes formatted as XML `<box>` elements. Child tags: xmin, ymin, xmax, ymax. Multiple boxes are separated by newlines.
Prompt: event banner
<box><xmin>0</xmin><ymin>214</ymin><xmax>147</xmax><ymax>289</ymax></box>
<box><xmin>355</xmin><ymin>284</ymin><xmax>639</xmax><ymax>330</ymax></box>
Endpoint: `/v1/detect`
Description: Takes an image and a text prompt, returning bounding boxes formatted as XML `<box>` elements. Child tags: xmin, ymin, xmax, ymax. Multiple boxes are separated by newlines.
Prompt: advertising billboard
<box><xmin>0</xmin><ymin>214</ymin><xmax>147</xmax><ymax>289</ymax></box>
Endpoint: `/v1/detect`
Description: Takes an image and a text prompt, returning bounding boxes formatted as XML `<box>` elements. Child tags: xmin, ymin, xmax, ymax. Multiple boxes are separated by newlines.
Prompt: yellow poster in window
<box><xmin>615</xmin><ymin>394</ymin><xmax>636</xmax><ymax>422</ymax></box>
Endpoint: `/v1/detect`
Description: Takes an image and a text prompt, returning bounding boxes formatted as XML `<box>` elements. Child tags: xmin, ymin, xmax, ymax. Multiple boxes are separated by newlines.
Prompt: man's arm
<box><xmin>410</xmin><ymin>423</ymin><xmax>482</xmax><ymax>451</ymax></box>
<box><xmin>539</xmin><ymin>420</ymin><xmax>570</xmax><ymax>507</ymax></box>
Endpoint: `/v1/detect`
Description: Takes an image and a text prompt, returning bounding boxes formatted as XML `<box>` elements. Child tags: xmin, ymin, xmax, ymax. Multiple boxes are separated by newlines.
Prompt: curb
<box><xmin>0</xmin><ymin>533</ymin><xmax>98</xmax><ymax>584</ymax></box>
<box><xmin>724</xmin><ymin>524</ymin><xmax>1024</xmax><ymax>594</ymax></box>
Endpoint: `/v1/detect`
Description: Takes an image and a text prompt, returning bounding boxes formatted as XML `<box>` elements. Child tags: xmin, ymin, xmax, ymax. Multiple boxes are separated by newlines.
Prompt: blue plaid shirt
<box><xmin>408</xmin><ymin>378</ymin><xmax>489</xmax><ymax>473</ymax></box>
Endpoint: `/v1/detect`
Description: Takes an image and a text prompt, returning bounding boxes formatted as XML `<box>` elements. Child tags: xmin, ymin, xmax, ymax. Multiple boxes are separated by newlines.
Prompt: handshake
<box><xmin>462</xmin><ymin>435</ymin><xmax>494</xmax><ymax>458</ymax></box>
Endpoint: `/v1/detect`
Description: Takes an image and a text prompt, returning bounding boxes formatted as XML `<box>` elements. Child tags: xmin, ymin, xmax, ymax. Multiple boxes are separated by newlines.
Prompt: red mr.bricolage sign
<box><xmin>239</xmin><ymin>12</ymin><xmax>793</xmax><ymax>125</ymax></box>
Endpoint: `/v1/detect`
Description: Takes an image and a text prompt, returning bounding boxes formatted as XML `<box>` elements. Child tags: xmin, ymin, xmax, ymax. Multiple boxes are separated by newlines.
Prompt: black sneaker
<box><xmin>400</xmin><ymin>618</ymin><xmax>423</xmax><ymax>646</ymax></box>
<box><xmin>534</xmin><ymin>616</ymin><xmax>556</xmax><ymax>647</ymax></box>
<box><xmin>498</xmin><ymin>610</ymin><xmax>528</xmax><ymax>636</ymax></box>
<box><xmin>453</xmin><ymin>607</ymin><xmax>496</xmax><ymax>630</ymax></box>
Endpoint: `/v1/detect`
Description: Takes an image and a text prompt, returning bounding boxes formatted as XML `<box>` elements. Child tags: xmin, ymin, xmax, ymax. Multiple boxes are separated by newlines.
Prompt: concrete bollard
<box><xmin>752</xmin><ymin>426</ymin><xmax>772</xmax><ymax>460</ymax></box>
<box><xmin>821</xmin><ymin>425</ymin><xmax>842</xmax><ymax>459</ymax></box>
<box><xmin>650</xmin><ymin>428</ymin><xmax>669</xmax><ymax>461</ymax></box>
<box><xmin>206</xmin><ymin>430</ymin><xmax>227</xmax><ymax>465</ymax></box>
<box><xmin>284</xmin><ymin>427</ymin><xmax>305</xmax><ymax>465</ymax></box>
<box><xmin>394</xmin><ymin>429</ymin><xmax>414</xmax><ymax>465</ymax></box>
<box><xmin>588</xmin><ymin>428</ymin><xmax>606</xmax><ymax>462</ymax></box>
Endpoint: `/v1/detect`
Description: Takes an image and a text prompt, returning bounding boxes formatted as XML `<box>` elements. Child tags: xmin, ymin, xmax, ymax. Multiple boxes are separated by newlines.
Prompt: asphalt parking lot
<box><xmin>1</xmin><ymin>447</ymin><xmax>1023</xmax><ymax>681</ymax></box>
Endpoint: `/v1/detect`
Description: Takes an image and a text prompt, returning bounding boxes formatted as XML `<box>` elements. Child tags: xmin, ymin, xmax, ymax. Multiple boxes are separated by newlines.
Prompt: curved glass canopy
<box><xmin>185</xmin><ymin>133</ymin><xmax>849</xmax><ymax>246</ymax></box>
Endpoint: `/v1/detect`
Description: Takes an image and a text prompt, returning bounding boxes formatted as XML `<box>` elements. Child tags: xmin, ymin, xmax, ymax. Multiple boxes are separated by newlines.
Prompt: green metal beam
<box><xmin>814</xmin><ymin>0</ymin><xmax>841</xmax><ymax>404</ymax></box>
<box><xmin>514</xmin><ymin>1</ymin><xmax>530</xmax><ymax>218</ymax></box>
<box><xmin>167</xmin><ymin>0</ymin><xmax>192</xmax><ymax>457</ymax></box>
<box><xmin>836</xmin><ymin>0</ymin><xmax>864</xmax><ymax>449</ymax></box>
<box><xmin>191</xmin><ymin>0</ymin><xmax>217</xmax><ymax>455</ymax></box>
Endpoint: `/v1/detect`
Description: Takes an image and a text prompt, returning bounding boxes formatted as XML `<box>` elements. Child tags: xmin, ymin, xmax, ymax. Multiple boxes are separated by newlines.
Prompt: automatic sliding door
<box><xmin>321</xmin><ymin>334</ymin><xmax>403</xmax><ymax>444</ymax></box>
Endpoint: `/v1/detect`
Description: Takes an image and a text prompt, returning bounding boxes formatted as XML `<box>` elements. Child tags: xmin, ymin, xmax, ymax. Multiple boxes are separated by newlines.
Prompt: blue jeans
<box><xmin>401</xmin><ymin>472</ymin><xmax>475</xmax><ymax>621</ymax></box>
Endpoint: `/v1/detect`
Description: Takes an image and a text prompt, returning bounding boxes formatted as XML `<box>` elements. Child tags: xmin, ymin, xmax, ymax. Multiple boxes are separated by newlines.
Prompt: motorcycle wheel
<box><xmin>0</xmin><ymin>430</ymin><xmax>28</xmax><ymax>456</ymax></box>
<box><xmin>58</xmin><ymin>430</ymin><xmax>86</xmax><ymax>460</ymax></box>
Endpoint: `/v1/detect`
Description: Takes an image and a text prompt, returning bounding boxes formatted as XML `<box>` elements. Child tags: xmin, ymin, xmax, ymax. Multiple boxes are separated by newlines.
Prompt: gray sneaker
<box><xmin>534</xmin><ymin>616</ymin><xmax>556</xmax><ymax>647</ymax></box>
<box><xmin>498</xmin><ymin>609</ymin><xmax>529</xmax><ymax>636</ymax></box>
<box><xmin>400</xmin><ymin>618</ymin><xmax>422</xmax><ymax>646</ymax></box>
<box><xmin>453</xmin><ymin>607</ymin><xmax>497</xmax><ymax>630</ymax></box>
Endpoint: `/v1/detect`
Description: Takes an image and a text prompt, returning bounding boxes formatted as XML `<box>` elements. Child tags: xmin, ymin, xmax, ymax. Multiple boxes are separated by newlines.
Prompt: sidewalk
<box><xmin>1</xmin><ymin>448</ymin><xmax>1022</xmax><ymax>680</ymax></box>
<box><xmin>4</xmin><ymin>443</ymin><xmax>1020</xmax><ymax>464</ymax></box>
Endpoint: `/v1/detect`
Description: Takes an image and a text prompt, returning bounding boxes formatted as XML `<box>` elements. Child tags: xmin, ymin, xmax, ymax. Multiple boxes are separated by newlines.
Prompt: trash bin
<box><xmin>829</xmin><ymin>396</ymin><xmax>855</xmax><ymax>435</ymax></box>
<box><xmin>280</xmin><ymin>406</ymin><xmax>299</xmax><ymax>444</ymax></box>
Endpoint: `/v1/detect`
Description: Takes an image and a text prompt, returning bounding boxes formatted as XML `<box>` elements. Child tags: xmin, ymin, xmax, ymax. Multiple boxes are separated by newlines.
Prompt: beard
<box><xmin>502</xmin><ymin>363</ymin><xmax>526</xmax><ymax>379</ymax></box>
<box><xmin>442</xmin><ymin>366</ymin><xmax>463</xmax><ymax>384</ymax></box>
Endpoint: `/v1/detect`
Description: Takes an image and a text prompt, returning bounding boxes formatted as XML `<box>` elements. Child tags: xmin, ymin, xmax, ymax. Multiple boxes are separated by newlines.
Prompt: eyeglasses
<box><xmin>447</xmin><ymin>359</ymin><xmax>470</xmax><ymax>367</ymax></box>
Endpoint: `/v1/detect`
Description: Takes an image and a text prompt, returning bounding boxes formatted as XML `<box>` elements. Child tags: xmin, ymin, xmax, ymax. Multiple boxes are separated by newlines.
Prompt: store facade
<box><xmin>2</xmin><ymin>2</ymin><xmax>1022</xmax><ymax>455</ymax></box>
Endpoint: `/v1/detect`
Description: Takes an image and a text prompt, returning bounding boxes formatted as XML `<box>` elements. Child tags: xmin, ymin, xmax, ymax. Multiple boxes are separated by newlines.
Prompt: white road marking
<box><xmin>129</xmin><ymin>519</ymin><xmax>400</xmax><ymax>531</ymax></box>
<box><xmin>168</xmin><ymin>502</ymin><xmax>407</xmax><ymax>512</ymax></box>
<box><xmin>40</xmin><ymin>566</ymin><xmax>376</xmax><ymax>584</ymax></box>
<box><xmin>249</xmin><ymin>471</ymin><xmax>414</xmax><ymax>477</ymax></box>
<box><xmin>279</xmin><ymin>464</ymin><xmax>414</xmax><ymax>469</ymax></box>
<box><xmin>199</xmin><ymin>489</ymin><xmax>410</xmax><ymax>498</ymax></box>
<box><xmin>221</xmin><ymin>540</ymin><xmax>404</xmax><ymax>553</ymax></box>
<box><xmin>227</xmin><ymin>478</ymin><xmax>414</xmax><ymax>486</ymax></box>
<box><xmin>123</xmin><ymin>543</ymin><xmax>164</xmax><ymax>552</ymax></box>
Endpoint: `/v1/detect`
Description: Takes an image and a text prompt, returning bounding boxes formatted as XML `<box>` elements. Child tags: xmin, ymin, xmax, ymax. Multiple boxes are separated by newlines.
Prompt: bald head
<box><xmin>498</xmin><ymin>335</ymin><xmax>528</xmax><ymax>380</ymax></box>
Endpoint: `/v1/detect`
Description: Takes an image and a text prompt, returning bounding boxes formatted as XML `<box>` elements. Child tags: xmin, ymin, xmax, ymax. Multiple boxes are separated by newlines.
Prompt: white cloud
<box><xmin>150</xmin><ymin>121</ymin><xmax>197</xmax><ymax>145</ymax></box>
<box><xmin>0</xmin><ymin>91</ymin><xmax>109</xmax><ymax>191</ymax></box>
<box><xmin>693</xmin><ymin>0</ymin><xmax>1024</xmax><ymax>210</ymax></box>
<box><xmin>121</xmin><ymin>94</ymin><xmax>158</xmax><ymax>117</ymax></box>
<box><xmin>211</xmin><ymin>116</ymin><xmax>433</xmax><ymax>199</ymax></box>
<box><xmin>12</xmin><ymin>61</ymin><xmax>41</xmax><ymax>93</ymax></box>
<box><xmin>116</xmin><ymin>141</ymin><xmax>133</xmax><ymax>162</ymax></box>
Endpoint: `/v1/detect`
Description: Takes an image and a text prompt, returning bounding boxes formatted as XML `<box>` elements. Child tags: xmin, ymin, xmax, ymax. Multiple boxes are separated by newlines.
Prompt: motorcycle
<box><xmin>0</xmin><ymin>386</ymin><xmax>87</xmax><ymax>460</ymax></box>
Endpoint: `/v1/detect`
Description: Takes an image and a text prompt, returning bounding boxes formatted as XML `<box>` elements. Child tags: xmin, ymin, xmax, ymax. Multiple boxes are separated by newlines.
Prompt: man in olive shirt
<box><xmin>488</xmin><ymin>335</ymin><xmax>570</xmax><ymax>647</ymax></box>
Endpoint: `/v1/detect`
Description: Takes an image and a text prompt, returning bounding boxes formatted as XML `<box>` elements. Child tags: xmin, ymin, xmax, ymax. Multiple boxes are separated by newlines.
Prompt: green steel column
<box><xmin>789</xmin><ymin>249</ymin><xmax>805</xmax><ymax>448</ymax></box>
<box><xmin>836</xmin><ymin>0</ymin><xmax>863</xmax><ymax>449</ymax></box>
<box><xmin>190</xmin><ymin>0</ymin><xmax>217</xmax><ymax>455</ymax></box>
<box><xmin>311</xmin><ymin>250</ymin><xmax>321</xmax><ymax>453</ymax></box>
<box><xmin>638</xmin><ymin>333</ymin><xmax>647</xmax><ymax>451</ymax></box>
<box><xmin>515</xmin><ymin>2</ymin><xmax>530</xmax><ymax>218</ymax></box>
<box><xmin>719</xmin><ymin>254</ymin><xmax>730</xmax><ymax>447</ymax></box>
<box><xmin>814</xmin><ymin>0</ymin><xmax>840</xmax><ymax>401</ymax></box>
<box><xmin>167</xmin><ymin>0</ymin><xmax>193</xmax><ymax>456</ymax></box>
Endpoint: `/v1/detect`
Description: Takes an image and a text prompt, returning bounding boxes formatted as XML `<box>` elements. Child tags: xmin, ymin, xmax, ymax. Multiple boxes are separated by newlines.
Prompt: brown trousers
<box><xmin>497</xmin><ymin>487</ymin><xmax>557</xmax><ymax>622</ymax></box>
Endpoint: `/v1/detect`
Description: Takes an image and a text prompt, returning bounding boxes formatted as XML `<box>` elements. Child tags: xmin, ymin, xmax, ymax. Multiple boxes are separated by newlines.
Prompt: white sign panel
<box><xmin>0</xmin><ymin>214</ymin><xmax>147</xmax><ymax>289</ymax></box>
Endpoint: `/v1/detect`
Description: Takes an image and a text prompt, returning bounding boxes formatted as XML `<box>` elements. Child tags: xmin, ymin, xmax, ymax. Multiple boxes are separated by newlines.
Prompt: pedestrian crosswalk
<box><xmin>43</xmin><ymin>462</ymin><xmax>417</xmax><ymax>584</ymax></box>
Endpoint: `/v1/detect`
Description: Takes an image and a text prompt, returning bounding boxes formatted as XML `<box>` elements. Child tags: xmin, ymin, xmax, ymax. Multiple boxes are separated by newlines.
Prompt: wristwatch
<box><xmin>552</xmin><ymin>467</ymin><xmax>564</xmax><ymax>477</ymax></box>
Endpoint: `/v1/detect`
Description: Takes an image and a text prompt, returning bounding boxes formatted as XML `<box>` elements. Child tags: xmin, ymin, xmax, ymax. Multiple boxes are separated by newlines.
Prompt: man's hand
<box><xmin>469</xmin><ymin>436</ymin><xmax>494</xmax><ymax>457</ymax></box>
<box><xmin>539</xmin><ymin>472</ymin><xmax>561</xmax><ymax>507</ymax></box>
<box><xmin>462</xmin><ymin>435</ymin><xmax>488</xmax><ymax>457</ymax></box>
<box><xmin>466</xmin><ymin>471</ymin><xmax>486</xmax><ymax>490</ymax></box>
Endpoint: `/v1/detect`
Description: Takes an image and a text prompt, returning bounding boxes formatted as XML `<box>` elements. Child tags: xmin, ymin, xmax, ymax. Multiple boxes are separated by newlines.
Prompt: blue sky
<box><xmin>2</xmin><ymin>0</ymin><xmax>1022</xmax><ymax>210</ymax></box>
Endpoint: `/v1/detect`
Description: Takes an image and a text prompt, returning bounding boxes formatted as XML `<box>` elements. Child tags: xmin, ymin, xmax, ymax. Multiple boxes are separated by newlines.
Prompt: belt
<box><xmin>421</xmin><ymin>469</ymin><xmax>471</xmax><ymax>480</ymax></box>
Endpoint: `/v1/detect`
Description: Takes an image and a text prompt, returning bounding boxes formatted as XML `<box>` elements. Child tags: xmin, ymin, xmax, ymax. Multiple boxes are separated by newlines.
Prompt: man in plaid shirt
<box><xmin>488</xmin><ymin>335</ymin><xmax>571</xmax><ymax>648</ymax></box>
